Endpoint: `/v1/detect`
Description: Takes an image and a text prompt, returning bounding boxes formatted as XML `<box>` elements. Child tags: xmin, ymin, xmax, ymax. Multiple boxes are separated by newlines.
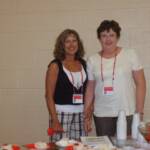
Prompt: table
<box><xmin>111</xmin><ymin>137</ymin><xmax>150</xmax><ymax>149</ymax></box>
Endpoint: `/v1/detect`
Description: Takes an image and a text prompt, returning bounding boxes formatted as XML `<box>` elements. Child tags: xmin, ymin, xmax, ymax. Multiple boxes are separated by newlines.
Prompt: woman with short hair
<box><xmin>84</xmin><ymin>20</ymin><xmax>146</xmax><ymax>136</ymax></box>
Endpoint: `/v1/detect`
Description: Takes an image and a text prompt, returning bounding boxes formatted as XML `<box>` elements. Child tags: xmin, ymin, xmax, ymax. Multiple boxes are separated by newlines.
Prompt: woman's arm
<box><xmin>132</xmin><ymin>69</ymin><xmax>146</xmax><ymax>120</ymax></box>
<box><xmin>45</xmin><ymin>63</ymin><xmax>63</xmax><ymax>132</ymax></box>
<box><xmin>84</xmin><ymin>80</ymin><xmax>95</xmax><ymax>132</ymax></box>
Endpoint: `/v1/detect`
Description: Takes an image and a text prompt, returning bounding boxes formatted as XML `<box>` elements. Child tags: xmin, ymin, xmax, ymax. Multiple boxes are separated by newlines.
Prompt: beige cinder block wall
<box><xmin>0</xmin><ymin>0</ymin><xmax>150</xmax><ymax>144</ymax></box>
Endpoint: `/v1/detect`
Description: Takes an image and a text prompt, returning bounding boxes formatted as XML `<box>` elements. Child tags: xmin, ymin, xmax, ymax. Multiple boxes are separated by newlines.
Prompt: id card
<box><xmin>103</xmin><ymin>86</ymin><xmax>114</xmax><ymax>95</ymax></box>
<box><xmin>73</xmin><ymin>94</ymin><xmax>83</xmax><ymax>104</ymax></box>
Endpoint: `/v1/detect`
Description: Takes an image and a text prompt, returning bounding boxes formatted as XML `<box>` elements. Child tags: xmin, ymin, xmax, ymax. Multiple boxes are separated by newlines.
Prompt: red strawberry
<box><xmin>25</xmin><ymin>143</ymin><xmax>35</xmax><ymax>149</ymax></box>
<box><xmin>65</xmin><ymin>145</ymin><xmax>74</xmax><ymax>150</ymax></box>
<box><xmin>47</xmin><ymin>128</ymin><xmax>54</xmax><ymax>136</ymax></box>
<box><xmin>12</xmin><ymin>145</ymin><xmax>20</xmax><ymax>150</ymax></box>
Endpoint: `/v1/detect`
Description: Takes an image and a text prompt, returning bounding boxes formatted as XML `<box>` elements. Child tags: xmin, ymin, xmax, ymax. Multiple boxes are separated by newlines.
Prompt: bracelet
<box><xmin>135</xmin><ymin>110</ymin><xmax>144</xmax><ymax>115</ymax></box>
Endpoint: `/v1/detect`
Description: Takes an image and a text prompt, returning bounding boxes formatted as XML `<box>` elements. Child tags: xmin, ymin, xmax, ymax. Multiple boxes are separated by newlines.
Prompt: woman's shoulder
<box><xmin>48</xmin><ymin>59</ymin><xmax>62</xmax><ymax>68</ymax></box>
<box><xmin>78</xmin><ymin>58</ymin><xmax>87</xmax><ymax>70</ymax></box>
<box><xmin>122</xmin><ymin>48</ymin><xmax>137</xmax><ymax>55</ymax></box>
<box><xmin>120</xmin><ymin>48</ymin><xmax>140</xmax><ymax>63</ymax></box>
<box><xmin>87</xmin><ymin>53</ymin><xmax>100</xmax><ymax>62</ymax></box>
<box><xmin>121</xmin><ymin>48</ymin><xmax>139</xmax><ymax>60</ymax></box>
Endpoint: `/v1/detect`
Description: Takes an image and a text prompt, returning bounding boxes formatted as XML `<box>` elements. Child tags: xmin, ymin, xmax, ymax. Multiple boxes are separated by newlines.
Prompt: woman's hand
<box><xmin>84</xmin><ymin>108</ymin><xmax>93</xmax><ymax>133</ymax></box>
<box><xmin>52</xmin><ymin>119</ymin><xmax>64</xmax><ymax>133</ymax></box>
<box><xmin>84</xmin><ymin>117</ymin><xmax>92</xmax><ymax>133</ymax></box>
<box><xmin>133</xmin><ymin>69</ymin><xmax>146</xmax><ymax>122</ymax></box>
<box><xmin>83</xmin><ymin>80</ymin><xmax>95</xmax><ymax>133</ymax></box>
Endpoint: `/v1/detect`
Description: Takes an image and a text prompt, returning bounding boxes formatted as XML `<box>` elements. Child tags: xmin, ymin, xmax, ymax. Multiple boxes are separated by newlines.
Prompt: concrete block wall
<box><xmin>0</xmin><ymin>0</ymin><xmax>150</xmax><ymax>144</ymax></box>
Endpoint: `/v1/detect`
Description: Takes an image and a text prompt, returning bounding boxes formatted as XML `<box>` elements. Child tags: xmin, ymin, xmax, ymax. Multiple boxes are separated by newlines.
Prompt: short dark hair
<box><xmin>97</xmin><ymin>20</ymin><xmax>121</xmax><ymax>39</ymax></box>
<box><xmin>53</xmin><ymin>29</ymin><xmax>85</xmax><ymax>61</ymax></box>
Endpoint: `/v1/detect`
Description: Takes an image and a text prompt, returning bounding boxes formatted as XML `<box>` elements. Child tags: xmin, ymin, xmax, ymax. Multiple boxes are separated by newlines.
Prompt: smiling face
<box><xmin>64</xmin><ymin>33</ymin><xmax>78</xmax><ymax>57</ymax></box>
<box><xmin>99</xmin><ymin>29</ymin><xmax>119</xmax><ymax>51</ymax></box>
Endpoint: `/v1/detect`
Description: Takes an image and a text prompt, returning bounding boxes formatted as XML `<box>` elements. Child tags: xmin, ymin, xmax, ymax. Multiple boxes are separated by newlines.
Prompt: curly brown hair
<box><xmin>97</xmin><ymin>20</ymin><xmax>121</xmax><ymax>39</ymax></box>
<box><xmin>53</xmin><ymin>29</ymin><xmax>85</xmax><ymax>60</ymax></box>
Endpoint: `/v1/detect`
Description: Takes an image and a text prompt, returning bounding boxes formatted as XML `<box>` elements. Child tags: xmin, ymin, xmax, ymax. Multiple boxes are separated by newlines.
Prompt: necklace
<box><xmin>101</xmin><ymin>47</ymin><xmax>119</xmax><ymax>58</ymax></box>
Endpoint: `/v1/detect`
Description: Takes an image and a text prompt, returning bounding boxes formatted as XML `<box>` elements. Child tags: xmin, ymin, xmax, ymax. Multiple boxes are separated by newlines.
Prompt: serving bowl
<box><xmin>138</xmin><ymin>121</ymin><xmax>150</xmax><ymax>142</ymax></box>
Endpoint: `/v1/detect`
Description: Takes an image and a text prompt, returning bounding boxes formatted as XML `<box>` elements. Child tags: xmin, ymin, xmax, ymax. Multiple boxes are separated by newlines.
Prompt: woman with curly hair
<box><xmin>45</xmin><ymin>29</ymin><xmax>87</xmax><ymax>141</ymax></box>
<box><xmin>84</xmin><ymin>20</ymin><xmax>146</xmax><ymax>136</ymax></box>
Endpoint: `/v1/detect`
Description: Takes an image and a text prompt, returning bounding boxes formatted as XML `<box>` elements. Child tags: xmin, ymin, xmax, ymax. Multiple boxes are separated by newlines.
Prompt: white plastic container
<box><xmin>131</xmin><ymin>113</ymin><xmax>140</xmax><ymax>140</ymax></box>
<box><xmin>117</xmin><ymin>110</ymin><xmax>127</xmax><ymax>140</ymax></box>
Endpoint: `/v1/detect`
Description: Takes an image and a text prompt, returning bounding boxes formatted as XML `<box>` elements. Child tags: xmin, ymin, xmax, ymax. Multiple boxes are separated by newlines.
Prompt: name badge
<box><xmin>73</xmin><ymin>94</ymin><xmax>83</xmax><ymax>104</ymax></box>
<box><xmin>103</xmin><ymin>86</ymin><xmax>114</xmax><ymax>95</ymax></box>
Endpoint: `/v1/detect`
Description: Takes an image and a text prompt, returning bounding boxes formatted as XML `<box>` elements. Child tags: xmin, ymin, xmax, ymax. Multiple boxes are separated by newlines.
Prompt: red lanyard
<box><xmin>69</xmin><ymin>70</ymin><xmax>84</xmax><ymax>92</ymax></box>
<box><xmin>100</xmin><ymin>52</ymin><xmax>117</xmax><ymax>83</ymax></box>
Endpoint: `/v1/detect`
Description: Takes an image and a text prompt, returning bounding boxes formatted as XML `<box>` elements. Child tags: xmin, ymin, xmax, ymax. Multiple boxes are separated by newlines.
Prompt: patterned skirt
<box><xmin>49</xmin><ymin>111</ymin><xmax>86</xmax><ymax>142</ymax></box>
